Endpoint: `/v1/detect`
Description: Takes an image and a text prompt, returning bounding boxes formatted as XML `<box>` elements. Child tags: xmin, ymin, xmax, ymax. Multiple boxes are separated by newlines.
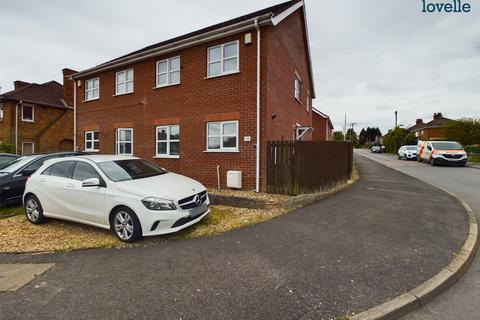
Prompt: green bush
<box><xmin>464</xmin><ymin>145</ymin><xmax>480</xmax><ymax>154</ymax></box>
<box><xmin>445</xmin><ymin>118</ymin><xmax>480</xmax><ymax>146</ymax></box>
<box><xmin>0</xmin><ymin>142</ymin><xmax>15</xmax><ymax>154</ymax></box>
<box><xmin>383</xmin><ymin>127</ymin><xmax>417</xmax><ymax>153</ymax></box>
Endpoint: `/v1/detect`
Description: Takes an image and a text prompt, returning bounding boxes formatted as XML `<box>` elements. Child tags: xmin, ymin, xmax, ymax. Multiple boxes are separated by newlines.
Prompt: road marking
<box><xmin>0</xmin><ymin>263</ymin><xmax>55</xmax><ymax>292</ymax></box>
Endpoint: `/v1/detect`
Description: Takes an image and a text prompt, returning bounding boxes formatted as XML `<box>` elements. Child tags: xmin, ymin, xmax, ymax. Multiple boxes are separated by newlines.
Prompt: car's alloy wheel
<box><xmin>25</xmin><ymin>195</ymin><xmax>45</xmax><ymax>224</ymax></box>
<box><xmin>112</xmin><ymin>208</ymin><xmax>142</xmax><ymax>243</ymax></box>
<box><xmin>430</xmin><ymin>158</ymin><xmax>436</xmax><ymax>166</ymax></box>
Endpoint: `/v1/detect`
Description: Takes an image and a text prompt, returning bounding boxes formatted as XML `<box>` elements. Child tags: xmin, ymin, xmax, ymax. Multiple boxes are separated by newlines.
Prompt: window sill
<box><xmin>295</xmin><ymin>98</ymin><xmax>302</xmax><ymax>104</ymax></box>
<box><xmin>153</xmin><ymin>155</ymin><xmax>180</xmax><ymax>159</ymax></box>
<box><xmin>153</xmin><ymin>83</ymin><xmax>181</xmax><ymax>90</ymax></box>
<box><xmin>113</xmin><ymin>92</ymin><xmax>134</xmax><ymax>97</ymax></box>
<box><xmin>204</xmin><ymin>71</ymin><xmax>240</xmax><ymax>80</ymax></box>
<box><xmin>204</xmin><ymin>149</ymin><xmax>239</xmax><ymax>153</ymax></box>
<box><xmin>22</xmin><ymin>120</ymin><xmax>35</xmax><ymax>123</ymax></box>
<box><xmin>85</xmin><ymin>150</ymin><xmax>100</xmax><ymax>153</ymax></box>
<box><xmin>83</xmin><ymin>98</ymin><xmax>100</xmax><ymax>103</ymax></box>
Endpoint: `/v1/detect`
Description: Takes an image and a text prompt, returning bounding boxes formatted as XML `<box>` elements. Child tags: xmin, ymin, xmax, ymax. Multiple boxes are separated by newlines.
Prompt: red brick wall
<box><xmin>75</xmin><ymin>9</ymin><xmax>314</xmax><ymax>191</ymax></box>
<box><xmin>0</xmin><ymin>100</ymin><xmax>73</xmax><ymax>154</ymax></box>
<box><xmin>312</xmin><ymin>112</ymin><xmax>328</xmax><ymax>141</ymax></box>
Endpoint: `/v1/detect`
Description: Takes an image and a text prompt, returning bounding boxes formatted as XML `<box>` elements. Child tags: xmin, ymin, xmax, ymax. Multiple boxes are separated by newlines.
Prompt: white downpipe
<box><xmin>216</xmin><ymin>165</ymin><xmax>221</xmax><ymax>191</ymax></box>
<box><xmin>254</xmin><ymin>19</ymin><xmax>261</xmax><ymax>193</ymax></box>
<box><xmin>73</xmin><ymin>78</ymin><xmax>77</xmax><ymax>151</ymax></box>
<box><xmin>15</xmin><ymin>101</ymin><xmax>21</xmax><ymax>154</ymax></box>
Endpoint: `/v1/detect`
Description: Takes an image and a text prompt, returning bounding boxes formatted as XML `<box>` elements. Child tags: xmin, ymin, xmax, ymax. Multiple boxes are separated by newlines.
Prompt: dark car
<box><xmin>0</xmin><ymin>152</ymin><xmax>87</xmax><ymax>206</ymax></box>
<box><xmin>0</xmin><ymin>153</ymin><xmax>19</xmax><ymax>170</ymax></box>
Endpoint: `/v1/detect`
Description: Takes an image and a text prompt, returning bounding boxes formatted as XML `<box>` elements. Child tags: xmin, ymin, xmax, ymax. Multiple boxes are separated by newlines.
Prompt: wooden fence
<box><xmin>266</xmin><ymin>141</ymin><xmax>353</xmax><ymax>195</ymax></box>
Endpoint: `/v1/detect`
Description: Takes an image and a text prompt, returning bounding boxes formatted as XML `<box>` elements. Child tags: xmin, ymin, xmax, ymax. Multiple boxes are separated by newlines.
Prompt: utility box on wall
<box><xmin>227</xmin><ymin>171</ymin><xmax>242</xmax><ymax>189</ymax></box>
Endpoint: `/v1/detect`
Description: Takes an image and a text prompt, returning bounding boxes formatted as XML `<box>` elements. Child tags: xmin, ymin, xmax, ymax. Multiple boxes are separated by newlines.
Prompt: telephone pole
<box><xmin>395</xmin><ymin>110</ymin><xmax>398</xmax><ymax>127</ymax></box>
<box><xmin>344</xmin><ymin>113</ymin><xmax>347</xmax><ymax>141</ymax></box>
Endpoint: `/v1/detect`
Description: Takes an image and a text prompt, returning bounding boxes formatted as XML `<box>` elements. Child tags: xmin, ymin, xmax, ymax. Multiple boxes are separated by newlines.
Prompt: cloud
<box><xmin>0</xmin><ymin>0</ymin><xmax>478</xmax><ymax>134</ymax></box>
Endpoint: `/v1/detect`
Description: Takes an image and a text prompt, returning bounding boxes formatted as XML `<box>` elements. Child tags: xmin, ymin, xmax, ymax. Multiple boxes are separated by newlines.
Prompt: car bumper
<box><xmin>405</xmin><ymin>154</ymin><xmax>417</xmax><ymax>159</ymax></box>
<box><xmin>432</xmin><ymin>157</ymin><xmax>467</xmax><ymax>165</ymax></box>
<box><xmin>138</xmin><ymin>203</ymin><xmax>210</xmax><ymax>237</ymax></box>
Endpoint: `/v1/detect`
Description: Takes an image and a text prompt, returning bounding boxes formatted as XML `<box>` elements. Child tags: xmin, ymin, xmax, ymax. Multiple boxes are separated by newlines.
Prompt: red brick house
<box><xmin>312</xmin><ymin>108</ymin><xmax>334</xmax><ymax>141</ymax></box>
<box><xmin>0</xmin><ymin>70</ymin><xmax>75</xmax><ymax>155</ymax></box>
<box><xmin>408</xmin><ymin>113</ymin><xmax>454</xmax><ymax>141</ymax></box>
<box><xmin>70</xmin><ymin>0</ymin><xmax>315</xmax><ymax>192</ymax></box>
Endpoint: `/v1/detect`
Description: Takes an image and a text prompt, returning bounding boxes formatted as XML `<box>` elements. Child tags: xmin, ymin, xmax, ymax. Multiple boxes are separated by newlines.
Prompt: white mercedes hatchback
<box><xmin>23</xmin><ymin>155</ymin><xmax>210</xmax><ymax>242</ymax></box>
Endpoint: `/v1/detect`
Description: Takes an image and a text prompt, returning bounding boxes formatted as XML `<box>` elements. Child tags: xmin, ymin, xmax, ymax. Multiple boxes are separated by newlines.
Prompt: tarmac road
<box><xmin>356</xmin><ymin>149</ymin><xmax>480</xmax><ymax>320</ymax></box>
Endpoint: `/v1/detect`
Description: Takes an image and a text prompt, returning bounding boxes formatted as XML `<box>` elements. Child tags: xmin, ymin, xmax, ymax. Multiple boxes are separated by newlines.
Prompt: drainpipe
<box><xmin>15</xmin><ymin>100</ymin><xmax>22</xmax><ymax>155</ymax></box>
<box><xmin>254</xmin><ymin>18</ymin><xmax>261</xmax><ymax>193</ymax></box>
<box><xmin>72</xmin><ymin>77</ymin><xmax>77</xmax><ymax>151</ymax></box>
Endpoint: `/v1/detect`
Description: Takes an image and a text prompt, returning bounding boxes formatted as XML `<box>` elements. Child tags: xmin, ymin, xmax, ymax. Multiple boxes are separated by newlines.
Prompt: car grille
<box><xmin>443</xmin><ymin>154</ymin><xmax>462</xmax><ymax>159</ymax></box>
<box><xmin>178</xmin><ymin>190</ymin><xmax>207</xmax><ymax>210</ymax></box>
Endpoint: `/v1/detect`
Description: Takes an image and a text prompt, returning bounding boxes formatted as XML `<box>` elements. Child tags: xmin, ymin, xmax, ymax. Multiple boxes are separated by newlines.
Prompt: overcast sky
<box><xmin>1</xmin><ymin>0</ymin><xmax>478</xmax><ymax>133</ymax></box>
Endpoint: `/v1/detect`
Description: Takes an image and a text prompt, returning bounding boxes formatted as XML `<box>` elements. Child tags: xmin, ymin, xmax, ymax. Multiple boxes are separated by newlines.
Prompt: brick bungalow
<box><xmin>70</xmin><ymin>0</ymin><xmax>316</xmax><ymax>192</ymax></box>
<box><xmin>408</xmin><ymin>113</ymin><xmax>454</xmax><ymax>140</ymax></box>
<box><xmin>312</xmin><ymin>108</ymin><xmax>334</xmax><ymax>141</ymax></box>
<box><xmin>0</xmin><ymin>70</ymin><xmax>75</xmax><ymax>155</ymax></box>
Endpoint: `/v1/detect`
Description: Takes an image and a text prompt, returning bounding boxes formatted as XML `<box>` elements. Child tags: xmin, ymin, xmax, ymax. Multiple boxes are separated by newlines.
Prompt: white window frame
<box><xmin>21</xmin><ymin>104</ymin><xmax>34</xmax><ymax>122</ymax></box>
<box><xmin>84</xmin><ymin>131</ymin><xmax>99</xmax><ymax>152</ymax></box>
<box><xmin>85</xmin><ymin>78</ymin><xmax>100</xmax><ymax>101</ymax></box>
<box><xmin>155</xmin><ymin>125</ymin><xmax>180</xmax><ymax>158</ymax></box>
<box><xmin>115</xmin><ymin>69</ymin><xmax>134</xmax><ymax>95</ymax></box>
<box><xmin>22</xmin><ymin>141</ymin><xmax>35</xmax><ymax>155</ymax></box>
<box><xmin>207</xmin><ymin>40</ymin><xmax>240</xmax><ymax>78</ymax></box>
<box><xmin>115</xmin><ymin>128</ymin><xmax>133</xmax><ymax>155</ymax></box>
<box><xmin>206</xmin><ymin>120</ymin><xmax>239</xmax><ymax>152</ymax></box>
<box><xmin>0</xmin><ymin>103</ymin><xmax>3</xmax><ymax>119</ymax></box>
<box><xmin>156</xmin><ymin>56</ymin><xmax>181</xmax><ymax>88</ymax></box>
<box><xmin>294</xmin><ymin>77</ymin><xmax>301</xmax><ymax>102</ymax></box>
<box><xmin>306</xmin><ymin>95</ymin><xmax>310</xmax><ymax>113</ymax></box>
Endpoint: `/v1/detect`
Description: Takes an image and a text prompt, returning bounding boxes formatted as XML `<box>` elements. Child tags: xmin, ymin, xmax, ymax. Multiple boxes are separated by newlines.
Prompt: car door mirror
<box><xmin>20</xmin><ymin>169</ymin><xmax>36</xmax><ymax>177</ymax></box>
<box><xmin>82</xmin><ymin>178</ymin><xmax>102</xmax><ymax>187</ymax></box>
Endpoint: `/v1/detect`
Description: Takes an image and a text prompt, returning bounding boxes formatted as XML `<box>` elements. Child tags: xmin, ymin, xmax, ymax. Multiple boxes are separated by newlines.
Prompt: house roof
<box><xmin>71</xmin><ymin>0</ymin><xmax>315</xmax><ymax>97</ymax></box>
<box><xmin>0</xmin><ymin>81</ymin><xmax>68</xmax><ymax>109</ymax></box>
<box><xmin>408</xmin><ymin>116</ymin><xmax>454</xmax><ymax>132</ymax></box>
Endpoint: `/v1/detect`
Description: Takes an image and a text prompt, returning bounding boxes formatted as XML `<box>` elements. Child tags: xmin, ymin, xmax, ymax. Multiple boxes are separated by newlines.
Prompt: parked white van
<box><xmin>417</xmin><ymin>141</ymin><xmax>467</xmax><ymax>166</ymax></box>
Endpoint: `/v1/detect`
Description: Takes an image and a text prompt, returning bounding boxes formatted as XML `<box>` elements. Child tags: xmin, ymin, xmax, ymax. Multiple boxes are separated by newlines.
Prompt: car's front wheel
<box><xmin>24</xmin><ymin>194</ymin><xmax>46</xmax><ymax>224</ymax></box>
<box><xmin>112</xmin><ymin>207</ymin><xmax>142</xmax><ymax>243</ymax></box>
<box><xmin>430</xmin><ymin>158</ymin><xmax>436</xmax><ymax>166</ymax></box>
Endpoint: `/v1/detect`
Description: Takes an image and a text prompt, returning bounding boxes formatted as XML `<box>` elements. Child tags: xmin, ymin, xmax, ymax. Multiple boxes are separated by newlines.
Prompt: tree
<box><xmin>333</xmin><ymin>131</ymin><xmax>344</xmax><ymax>141</ymax></box>
<box><xmin>345</xmin><ymin>128</ymin><xmax>359</xmax><ymax>147</ymax></box>
<box><xmin>359</xmin><ymin>127</ymin><xmax>382</xmax><ymax>145</ymax></box>
<box><xmin>445</xmin><ymin>118</ymin><xmax>480</xmax><ymax>146</ymax></box>
<box><xmin>383</xmin><ymin>127</ymin><xmax>416</xmax><ymax>153</ymax></box>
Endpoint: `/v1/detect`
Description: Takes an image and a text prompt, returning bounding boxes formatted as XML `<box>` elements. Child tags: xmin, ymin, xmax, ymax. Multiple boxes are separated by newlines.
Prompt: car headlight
<box><xmin>142</xmin><ymin>197</ymin><xmax>176</xmax><ymax>210</ymax></box>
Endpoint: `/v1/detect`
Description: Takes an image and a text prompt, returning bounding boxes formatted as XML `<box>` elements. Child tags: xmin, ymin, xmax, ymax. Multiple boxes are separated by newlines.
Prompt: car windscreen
<box><xmin>0</xmin><ymin>157</ymin><xmax>17</xmax><ymax>170</ymax></box>
<box><xmin>406</xmin><ymin>146</ymin><xmax>417</xmax><ymax>150</ymax></box>
<box><xmin>0</xmin><ymin>156</ymin><xmax>36</xmax><ymax>173</ymax></box>
<box><xmin>97</xmin><ymin>159</ymin><xmax>167</xmax><ymax>182</ymax></box>
<box><xmin>431</xmin><ymin>142</ymin><xmax>462</xmax><ymax>150</ymax></box>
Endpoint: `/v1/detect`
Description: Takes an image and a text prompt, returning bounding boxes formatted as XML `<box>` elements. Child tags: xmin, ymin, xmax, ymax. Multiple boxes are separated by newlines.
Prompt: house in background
<box><xmin>70</xmin><ymin>0</ymin><xmax>315</xmax><ymax>192</ymax></box>
<box><xmin>408</xmin><ymin>112</ymin><xmax>454</xmax><ymax>140</ymax></box>
<box><xmin>0</xmin><ymin>70</ymin><xmax>75</xmax><ymax>155</ymax></box>
<box><xmin>312</xmin><ymin>108</ymin><xmax>333</xmax><ymax>141</ymax></box>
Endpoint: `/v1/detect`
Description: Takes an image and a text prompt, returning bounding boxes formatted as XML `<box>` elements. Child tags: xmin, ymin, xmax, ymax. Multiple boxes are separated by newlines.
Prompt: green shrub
<box><xmin>0</xmin><ymin>142</ymin><xmax>15</xmax><ymax>154</ymax></box>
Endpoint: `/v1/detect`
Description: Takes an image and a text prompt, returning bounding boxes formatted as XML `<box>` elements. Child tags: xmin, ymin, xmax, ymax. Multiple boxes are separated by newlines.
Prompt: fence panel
<box><xmin>267</xmin><ymin>141</ymin><xmax>353</xmax><ymax>195</ymax></box>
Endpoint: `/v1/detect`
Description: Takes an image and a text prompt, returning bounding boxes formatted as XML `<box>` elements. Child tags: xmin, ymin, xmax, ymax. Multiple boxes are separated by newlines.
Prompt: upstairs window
<box><xmin>294</xmin><ymin>77</ymin><xmax>301</xmax><ymax>102</ymax></box>
<box><xmin>156</xmin><ymin>125</ymin><xmax>180</xmax><ymax>158</ymax></box>
<box><xmin>22</xmin><ymin>105</ymin><xmax>34</xmax><ymax>122</ymax></box>
<box><xmin>115</xmin><ymin>69</ymin><xmax>134</xmax><ymax>95</ymax></box>
<box><xmin>156</xmin><ymin>57</ymin><xmax>180</xmax><ymax>87</ymax></box>
<box><xmin>207</xmin><ymin>121</ymin><xmax>238</xmax><ymax>152</ymax></box>
<box><xmin>85</xmin><ymin>131</ymin><xmax>99</xmax><ymax>152</ymax></box>
<box><xmin>0</xmin><ymin>104</ymin><xmax>3</xmax><ymax>119</ymax></box>
<box><xmin>115</xmin><ymin>128</ymin><xmax>133</xmax><ymax>155</ymax></box>
<box><xmin>306</xmin><ymin>95</ymin><xmax>310</xmax><ymax>113</ymax></box>
<box><xmin>85</xmin><ymin>78</ymin><xmax>100</xmax><ymax>101</ymax></box>
<box><xmin>207</xmin><ymin>41</ymin><xmax>239</xmax><ymax>77</ymax></box>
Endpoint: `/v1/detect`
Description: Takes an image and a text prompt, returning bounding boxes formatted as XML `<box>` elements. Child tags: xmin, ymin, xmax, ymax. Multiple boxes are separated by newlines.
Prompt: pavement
<box><xmin>0</xmin><ymin>156</ymin><xmax>469</xmax><ymax>320</ymax></box>
<box><xmin>356</xmin><ymin>149</ymin><xmax>480</xmax><ymax>320</ymax></box>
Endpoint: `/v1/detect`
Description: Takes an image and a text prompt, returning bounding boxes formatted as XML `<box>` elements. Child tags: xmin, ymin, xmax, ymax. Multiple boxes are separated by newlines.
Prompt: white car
<box><xmin>397</xmin><ymin>145</ymin><xmax>418</xmax><ymax>160</ymax></box>
<box><xmin>23</xmin><ymin>155</ymin><xmax>210</xmax><ymax>242</ymax></box>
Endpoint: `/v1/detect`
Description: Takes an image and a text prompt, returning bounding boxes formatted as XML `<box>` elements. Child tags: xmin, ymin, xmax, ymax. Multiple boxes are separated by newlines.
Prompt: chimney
<box><xmin>14</xmin><ymin>80</ymin><xmax>30</xmax><ymax>90</ymax></box>
<box><xmin>62</xmin><ymin>68</ymin><xmax>78</xmax><ymax>106</ymax></box>
<box><xmin>416</xmin><ymin>118</ymin><xmax>423</xmax><ymax>125</ymax></box>
<box><xmin>433</xmin><ymin>112</ymin><xmax>443</xmax><ymax>120</ymax></box>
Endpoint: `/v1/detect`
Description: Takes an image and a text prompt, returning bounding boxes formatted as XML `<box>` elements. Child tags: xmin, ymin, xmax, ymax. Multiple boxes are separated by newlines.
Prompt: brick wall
<box><xmin>312</xmin><ymin>112</ymin><xmax>328</xmax><ymax>141</ymax></box>
<box><xmin>0</xmin><ymin>100</ymin><xmax>73</xmax><ymax>154</ymax></box>
<box><xmin>75</xmin><ymin>8</ymin><xmax>314</xmax><ymax>191</ymax></box>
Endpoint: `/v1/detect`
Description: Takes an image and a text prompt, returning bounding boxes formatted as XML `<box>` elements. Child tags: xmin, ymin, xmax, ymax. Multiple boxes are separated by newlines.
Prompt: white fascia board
<box><xmin>271</xmin><ymin>1</ymin><xmax>304</xmax><ymax>26</ymax></box>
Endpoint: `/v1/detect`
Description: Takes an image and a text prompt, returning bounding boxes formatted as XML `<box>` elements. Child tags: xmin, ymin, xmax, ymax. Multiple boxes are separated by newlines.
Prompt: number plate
<box><xmin>189</xmin><ymin>203</ymin><xmax>208</xmax><ymax>218</ymax></box>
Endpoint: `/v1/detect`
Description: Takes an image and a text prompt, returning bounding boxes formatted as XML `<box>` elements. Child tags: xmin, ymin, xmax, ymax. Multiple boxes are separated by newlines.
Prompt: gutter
<box><xmin>254</xmin><ymin>18</ymin><xmax>261</xmax><ymax>193</ymax></box>
<box><xmin>71</xmin><ymin>13</ymin><xmax>273</xmax><ymax>79</ymax></box>
<box><xmin>73</xmin><ymin>78</ymin><xmax>77</xmax><ymax>151</ymax></box>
